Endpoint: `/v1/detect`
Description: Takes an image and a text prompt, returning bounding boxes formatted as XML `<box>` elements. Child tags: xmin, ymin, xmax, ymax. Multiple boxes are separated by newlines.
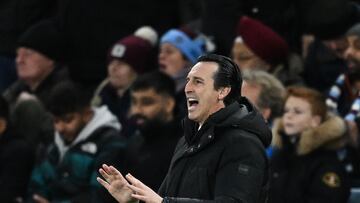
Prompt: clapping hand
<box><xmin>97</xmin><ymin>164</ymin><xmax>163</xmax><ymax>203</ymax></box>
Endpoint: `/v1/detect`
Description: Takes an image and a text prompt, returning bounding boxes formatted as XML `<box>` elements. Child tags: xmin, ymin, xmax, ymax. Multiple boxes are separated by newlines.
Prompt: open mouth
<box><xmin>187</xmin><ymin>98</ymin><xmax>199</xmax><ymax>111</ymax></box>
<box><xmin>159</xmin><ymin>63</ymin><xmax>166</xmax><ymax>70</ymax></box>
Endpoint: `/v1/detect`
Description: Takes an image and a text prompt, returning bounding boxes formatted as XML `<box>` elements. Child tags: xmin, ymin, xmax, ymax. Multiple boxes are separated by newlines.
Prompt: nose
<box><xmin>158</xmin><ymin>50</ymin><xmax>166</xmax><ymax>62</ymax></box>
<box><xmin>344</xmin><ymin>46</ymin><xmax>355</xmax><ymax>60</ymax></box>
<box><xmin>130</xmin><ymin>102</ymin><xmax>142</xmax><ymax>117</ymax></box>
<box><xmin>16</xmin><ymin>49</ymin><xmax>25</xmax><ymax>65</ymax></box>
<box><xmin>184</xmin><ymin>80</ymin><xmax>193</xmax><ymax>94</ymax></box>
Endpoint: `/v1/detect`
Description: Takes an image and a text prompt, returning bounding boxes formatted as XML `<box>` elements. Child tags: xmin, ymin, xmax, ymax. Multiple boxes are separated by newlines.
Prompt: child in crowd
<box><xmin>269</xmin><ymin>86</ymin><xmax>350</xmax><ymax>203</ymax></box>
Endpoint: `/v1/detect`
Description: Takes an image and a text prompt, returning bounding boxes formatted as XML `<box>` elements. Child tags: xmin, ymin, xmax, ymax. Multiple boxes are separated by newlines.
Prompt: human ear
<box><xmin>0</xmin><ymin>118</ymin><xmax>7</xmax><ymax>135</ymax></box>
<box><xmin>165</xmin><ymin>97</ymin><xmax>175</xmax><ymax>115</ymax></box>
<box><xmin>218</xmin><ymin>87</ymin><xmax>231</xmax><ymax>100</ymax></box>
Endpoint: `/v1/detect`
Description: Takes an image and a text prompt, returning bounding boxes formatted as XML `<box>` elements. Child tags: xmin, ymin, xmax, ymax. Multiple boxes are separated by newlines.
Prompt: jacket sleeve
<box><xmin>70</xmin><ymin>130</ymin><xmax>127</xmax><ymax>203</ymax></box>
<box><xmin>164</xmin><ymin>132</ymin><xmax>268</xmax><ymax>203</ymax></box>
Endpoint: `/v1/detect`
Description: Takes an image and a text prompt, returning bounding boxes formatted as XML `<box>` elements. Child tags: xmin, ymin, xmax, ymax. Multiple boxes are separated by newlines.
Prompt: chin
<box><xmin>284</xmin><ymin>130</ymin><xmax>300</xmax><ymax>136</ymax></box>
<box><xmin>187</xmin><ymin>113</ymin><xmax>198</xmax><ymax>121</ymax></box>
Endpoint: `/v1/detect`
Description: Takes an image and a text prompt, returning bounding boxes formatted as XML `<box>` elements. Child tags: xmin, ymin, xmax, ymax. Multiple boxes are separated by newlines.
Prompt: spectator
<box><xmin>119</xmin><ymin>71</ymin><xmax>181</xmax><ymax>191</ymax></box>
<box><xmin>92</xmin><ymin>26</ymin><xmax>158</xmax><ymax>137</ymax></box>
<box><xmin>241</xmin><ymin>70</ymin><xmax>286</xmax><ymax>157</ymax></box>
<box><xmin>4</xmin><ymin>19</ymin><xmax>67</xmax><ymax>105</ymax></box>
<box><xmin>3</xmin><ymin>19</ymin><xmax>68</xmax><ymax>157</ymax></box>
<box><xmin>26</xmin><ymin>81</ymin><xmax>126</xmax><ymax>202</ymax></box>
<box><xmin>269</xmin><ymin>86</ymin><xmax>350</xmax><ymax>203</ymax></box>
<box><xmin>241</xmin><ymin>69</ymin><xmax>285</xmax><ymax>124</ymax></box>
<box><xmin>0</xmin><ymin>0</ymin><xmax>57</xmax><ymax>93</ymax></box>
<box><xmin>232</xmin><ymin>16</ymin><xmax>302</xmax><ymax>86</ymax></box>
<box><xmin>337</xmin><ymin>22</ymin><xmax>360</xmax><ymax>185</ymax></box>
<box><xmin>302</xmin><ymin>1</ymin><xmax>359</xmax><ymax>93</ymax></box>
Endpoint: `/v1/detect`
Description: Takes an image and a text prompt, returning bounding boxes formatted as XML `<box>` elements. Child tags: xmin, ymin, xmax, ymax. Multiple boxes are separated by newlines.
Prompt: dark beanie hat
<box><xmin>17</xmin><ymin>19</ymin><xmax>64</xmax><ymax>61</ymax></box>
<box><xmin>236</xmin><ymin>16</ymin><xmax>289</xmax><ymax>66</ymax></box>
<box><xmin>108</xmin><ymin>26</ymin><xmax>158</xmax><ymax>74</ymax></box>
<box><xmin>302</xmin><ymin>0</ymin><xmax>359</xmax><ymax>40</ymax></box>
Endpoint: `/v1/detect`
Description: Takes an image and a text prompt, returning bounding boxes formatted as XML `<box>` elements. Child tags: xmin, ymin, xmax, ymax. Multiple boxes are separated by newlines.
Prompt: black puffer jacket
<box><xmin>158</xmin><ymin>97</ymin><xmax>272</xmax><ymax>203</ymax></box>
<box><xmin>269</xmin><ymin>115</ymin><xmax>350</xmax><ymax>203</ymax></box>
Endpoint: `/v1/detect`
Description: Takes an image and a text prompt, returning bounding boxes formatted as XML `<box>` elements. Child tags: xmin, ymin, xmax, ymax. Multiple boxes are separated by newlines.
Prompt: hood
<box><xmin>272</xmin><ymin>113</ymin><xmax>347</xmax><ymax>155</ymax></box>
<box><xmin>55</xmin><ymin>105</ymin><xmax>121</xmax><ymax>161</ymax></box>
<box><xmin>184</xmin><ymin>97</ymin><xmax>272</xmax><ymax>147</ymax></box>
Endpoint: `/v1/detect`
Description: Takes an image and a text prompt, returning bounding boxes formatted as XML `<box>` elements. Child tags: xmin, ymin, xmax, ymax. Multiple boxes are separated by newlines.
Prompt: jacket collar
<box><xmin>272</xmin><ymin>113</ymin><xmax>347</xmax><ymax>155</ymax></box>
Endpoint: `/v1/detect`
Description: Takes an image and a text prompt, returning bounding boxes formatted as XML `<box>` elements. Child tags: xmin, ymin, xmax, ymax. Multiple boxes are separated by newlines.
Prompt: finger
<box><xmin>127</xmin><ymin>184</ymin><xmax>144</xmax><ymax>194</ymax></box>
<box><xmin>97</xmin><ymin>177</ymin><xmax>111</xmax><ymax>190</ymax></box>
<box><xmin>102</xmin><ymin>164</ymin><xmax>112</xmax><ymax>174</ymax></box>
<box><xmin>131</xmin><ymin>193</ymin><xmax>147</xmax><ymax>202</ymax></box>
<box><xmin>33</xmin><ymin>194</ymin><xmax>47</xmax><ymax>203</ymax></box>
<box><xmin>109</xmin><ymin>165</ymin><xmax>127</xmax><ymax>182</ymax></box>
<box><xmin>126</xmin><ymin>173</ymin><xmax>146</xmax><ymax>189</ymax></box>
<box><xmin>100</xmin><ymin>165</ymin><xmax>125</xmax><ymax>183</ymax></box>
<box><xmin>99</xmin><ymin>168</ymin><xmax>111</xmax><ymax>180</ymax></box>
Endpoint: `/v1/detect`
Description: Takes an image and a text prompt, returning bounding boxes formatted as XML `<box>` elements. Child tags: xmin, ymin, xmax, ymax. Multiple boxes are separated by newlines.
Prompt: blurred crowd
<box><xmin>1</xmin><ymin>0</ymin><xmax>360</xmax><ymax>202</ymax></box>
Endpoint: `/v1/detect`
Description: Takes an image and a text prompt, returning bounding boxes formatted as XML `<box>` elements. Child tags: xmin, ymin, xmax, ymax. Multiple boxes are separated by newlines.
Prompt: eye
<box><xmin>195</xmin><ymin>79</ymin><xmax>203</xmax><ymax>84</ymax></box>
<box><xmin>141</xmin><ymin>98</ymin><xmax>155</xmax><ymax>106</ymax></box>
<box><xmin>63</xmin><ymin>115</ymin><xmax>74</xmax><ymax>123</ymax></box>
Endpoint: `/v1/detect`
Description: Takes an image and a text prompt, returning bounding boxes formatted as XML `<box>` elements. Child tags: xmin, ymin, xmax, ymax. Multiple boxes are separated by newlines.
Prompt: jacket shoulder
<box><xmin>217</xmin><ymin>126</ymin><xmax>266</xmax><ymax>149</ymax></box>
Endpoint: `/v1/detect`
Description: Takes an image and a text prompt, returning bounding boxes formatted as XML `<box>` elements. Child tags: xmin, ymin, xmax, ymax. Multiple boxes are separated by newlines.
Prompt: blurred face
<box><xmin>130</xmin><ymin>88</ymin><xmax>174</xmax><ymax>127</ymax></box>
<box><xmin>108</xmin><ymin>60</ymin><xmax>137</xmax><ymax>89</ymax></box>
<box><xmin>53</xmin><ymin>112</ymin><xmax>88</xmax><ymax>144</ymax></box>
<box><xmin>323</xmin><ymin>37</ymin><xmax>349</xmax><ymax>59</ymax></box>
<box><xmin>16</xmin><ymin>47</ymin><xmax>54</xmax><ymax>85</ymax></box>
<box><xmin>344</xmin><ymin>35</ymin><xmax>360</xmax><ymax>69</ymax></box>
<box><xmin>231</xmin><ymin>41</ymin><xmax>269</xmax><ymax>71</ymax></box>
<box><xmin>159</xmin><ymin>43</ymin><xmax>189</xmax><ymax>77</ymax></box>
<box><xmin>241</xmin><ymin>81</ymin><xmax>261</xmax><ymax>107</ymax></box>
<box><xmin>185</xmin><ymin>61</ymin><xmax>226</xmax><ymax>125</ymax></box>
<box><xmin>241</xmin><ymin>81</ymin><xmax>271</xmax><ymax>120</ymax></box>
<box><xmin>282</xmin><ymin>96</ymin><xmax>319</xmax><ymax>136</ymax></box>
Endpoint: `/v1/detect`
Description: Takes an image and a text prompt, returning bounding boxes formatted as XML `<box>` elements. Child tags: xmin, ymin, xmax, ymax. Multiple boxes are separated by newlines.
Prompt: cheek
<box><xmin>144</xmin><ymin>105</ymin><xmax>162</xmax><ymax>119</ymax></box>
<box><xmin>354</xmin><ymin>52</ymin><xmax>360</xmax><ymax>61</ymax></box>
<box><xmin>296</xmin><ymin>116</ymin><xmax>313</xmax><ymax>129</ymax></box>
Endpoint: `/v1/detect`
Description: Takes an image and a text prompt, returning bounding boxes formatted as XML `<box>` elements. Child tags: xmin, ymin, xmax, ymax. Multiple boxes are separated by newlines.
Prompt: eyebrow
<box><xmin>188</xmin><ymin>76</ymin><xmax>205</xmax><ymax>82</ymax></box>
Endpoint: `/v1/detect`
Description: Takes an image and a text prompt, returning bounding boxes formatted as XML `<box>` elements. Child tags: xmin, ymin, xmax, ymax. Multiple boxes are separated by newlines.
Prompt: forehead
<box><xmin>233</xmin><ymin>42</ymin><xmax>253</xmax><ymax>54</ymax></box>
<box><xmin>187</xmin><ymin>61</ymin><xmax>218</xmax><ymax>79</ymax></box>
<box><xmin>285</xmin><ymin>96</ymin><xmax>311</xmax><ymax>108</ymax></box>
<box><xmin>131</xmin><ymin>88</ymin><xmax>161</xmax><ymax>98</ymax></box>
<box><xmin>348</xmin><ymin>35</ymin><xmax>360</xmax><ymax>44</ymax></box>
<box><xmin>160</xmin><ymin>43</ymin><xmax>180</xmax><ymax>52</ymax></box>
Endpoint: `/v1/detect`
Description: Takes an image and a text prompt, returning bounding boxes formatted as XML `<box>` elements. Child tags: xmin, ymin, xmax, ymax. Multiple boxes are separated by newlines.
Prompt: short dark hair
<box><xmin>46</xmin><ymin>81</ymin><xmax>94</xmax><ymax>116</ymax></box>
<box><xmin>0</xmin><ymin>95</ymin><xmax>9</xmax><ymax>122</ymax></box>
<box><xmin>197</xmin><ymin>54</ymin><xmax>242</xmax><ymax>105</ymax></box>
<box><xmin>130</xmin><ymin>71</ymin><xmax>176</xmax><ymax>98</ymax></box>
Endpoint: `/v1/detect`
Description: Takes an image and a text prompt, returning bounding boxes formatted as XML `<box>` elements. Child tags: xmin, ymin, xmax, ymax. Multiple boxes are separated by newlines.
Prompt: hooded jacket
<box><xmin>158</xmin><ymin>97</ymin><xmax>272</xmax><ymax>203</ymax></box>
<box><xmin>269</xmin><ymin>114</ymin><xmax>350</xmax><ymax>203</ymax></box>
<box><xmin>27</xmin><ymin>106</ymin><xmax>126</xmax><ymax>202</ymax></box>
